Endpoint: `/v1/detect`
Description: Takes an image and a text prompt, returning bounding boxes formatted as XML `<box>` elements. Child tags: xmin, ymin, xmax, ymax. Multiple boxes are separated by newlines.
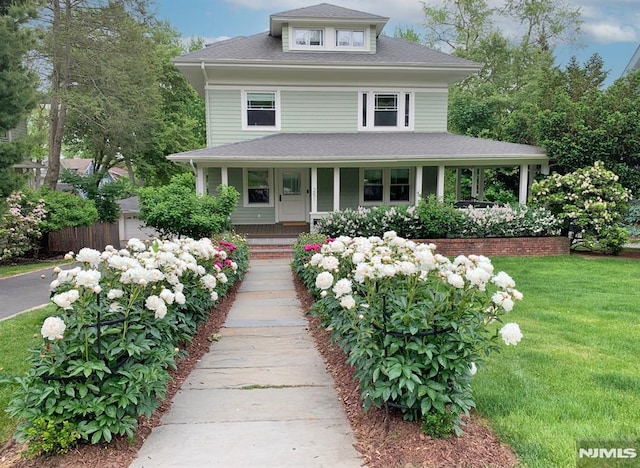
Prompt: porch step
<box><xmin>249</xmin><ymin>240</ymin><xmax>296</xmax><ymax>260</ymax></box>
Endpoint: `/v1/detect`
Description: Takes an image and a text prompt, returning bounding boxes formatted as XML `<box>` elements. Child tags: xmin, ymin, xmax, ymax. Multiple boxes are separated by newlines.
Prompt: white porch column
<box><xmin>311</xmin><ymin>167</ymin><xmax>318</xmax><ymax>213</ymax></box>
<box><xmin>541</xmin><ymin>161</ymin><xmax>550</xmax><ymax>175</ymax></box>
<box><xmin>414</xmin><ymin>165</ymin><xmax>423</xmax><ymax>206</ymax></box>
<box><xmin>333</xmin><ymin>167</ymin><xmax>340</xmax><ymax>211</ymax></box>
<box><xmin>221</xmin><ymin>167</ymin><xmax>228</xmax><ymax>185</ymax></box>
<box><xmin>196</xmin><ymin>165</ymin><xmax>205</xmax><ymax>195</ymax></box>
<box><xmin>471</xmin><ymin>168</ymin><xmax>478</xmax><ymax>199</ymax></box>
<box><xmin>519</xmin><ymin>164</ymin><xmax>529</xmax><ymax>204</ymax></box>
<box><xmin>477</xmin><ymin>168</ymin><xmax>485</xmax><ymax>201</ymax></box>
<box><xmin>437</xmin><ymin>165</ymin><xmax>445</xmax><ymax>200</ymax></box>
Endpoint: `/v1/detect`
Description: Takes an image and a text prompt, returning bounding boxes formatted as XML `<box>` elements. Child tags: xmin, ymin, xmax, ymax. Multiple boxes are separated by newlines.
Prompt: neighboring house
<box><xmin>623</xmin><ymin>44</ymin><xmax>640</xmax><ymax>76</ymax></box>
<box><xmin>116</xmin><ymin>196</ymin><xmax>158</xmax><ymax>243</ymax></box>
<box><xmin>58</xmin><ymin>158</ymin><xmax>127</xmax><ymax>191</ymax></box>
<box><xmin>168</xmin><ymin>3</ymin><xmax>548</xmax><ymax>227</ymax></box>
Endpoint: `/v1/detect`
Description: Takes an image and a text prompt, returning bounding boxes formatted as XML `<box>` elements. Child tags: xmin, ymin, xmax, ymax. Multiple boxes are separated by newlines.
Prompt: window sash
<box><xmin>363</xmin><ymin>169</ymin><xmax>384</xmax><ymax>202</ymax></box>
<box><xmin>294</xmin><ymin>29</ymin><xmax>324</xmax><ymax>46</ymax></box>
<box><xmin>390</xmin><ymin>169</ymin><xmax>411</xmax><ymax>202</ymax></box>
<box><xmin>245</xmin><ymin>92</ymin><xmax>277</xmax><ymax>127</ymax></box>
<box><xmin>336</xmin><ymin>30</ymin><xmax>365</xmax><ymax>47</ymax></box>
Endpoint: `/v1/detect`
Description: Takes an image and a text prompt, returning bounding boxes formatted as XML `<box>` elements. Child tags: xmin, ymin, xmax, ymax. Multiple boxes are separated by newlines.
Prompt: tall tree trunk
<box><xmin>43</xmin><ymin>0</ymin><xmax>72</xmax><ymax>189</ymax></box>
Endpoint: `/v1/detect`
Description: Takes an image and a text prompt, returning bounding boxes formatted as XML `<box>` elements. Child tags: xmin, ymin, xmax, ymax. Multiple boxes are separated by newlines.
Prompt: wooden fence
<box><xmin>47</xmin><ymin>222</ymin><xmax>121</xmax><ymax>253</ymax></box>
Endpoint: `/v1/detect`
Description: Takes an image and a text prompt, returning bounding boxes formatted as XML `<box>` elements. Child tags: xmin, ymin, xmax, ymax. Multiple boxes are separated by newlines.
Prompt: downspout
<box><xmin>189</xmin><ymin>158</ymin><xmax>196</xmax><ymax>175</ymax></box>
<box><xmin>201</xmin><ymin>62</ymin><xmax>211</xmax><ymax>148</ymax></box>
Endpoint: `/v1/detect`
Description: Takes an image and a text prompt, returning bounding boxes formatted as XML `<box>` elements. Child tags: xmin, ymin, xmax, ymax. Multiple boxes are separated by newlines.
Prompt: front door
<box><xmin>277</xmin><ymin>168</ymin><xmax>308</xmax><ymax>222</ymax></box>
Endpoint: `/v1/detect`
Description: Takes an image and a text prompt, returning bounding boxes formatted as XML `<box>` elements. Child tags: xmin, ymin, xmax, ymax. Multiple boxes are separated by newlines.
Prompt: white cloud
<box><xmin>582</xmin><ymin>23</ymin><xmax>637</xmax><ymax>44</ymax></box>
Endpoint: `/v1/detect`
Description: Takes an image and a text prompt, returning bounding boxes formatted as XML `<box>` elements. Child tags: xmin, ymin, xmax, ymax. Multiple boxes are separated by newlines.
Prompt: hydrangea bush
<box><xmin>530</xmin><ymin>162</ymin><xmax>631</xmax><ymax>254</ymax></box>
<box><xmin>7</xmin><ymin>235</ymin><xmax>249</xmax><ymax>454</ymax></box>
<box><xmin>315</xmin><ymin>199</ymin><xmax>560</xmax><ymax>240</ymax></box>
<box><xmin>0</xmin><ymin>191</ymin><xmax>46</xmax><ymax>261</ymax></box>
<box><xmin>293</xmin><ymin>232</ymin><xmax>523</xmax><ymax>436</ymax></box>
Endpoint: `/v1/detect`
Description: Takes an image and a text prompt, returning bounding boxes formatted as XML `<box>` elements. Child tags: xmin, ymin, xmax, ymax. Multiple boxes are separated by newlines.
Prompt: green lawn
<box><xmin>0</xmin><ymin>305</ymin><xmax>56</xmax><ymax>444</ymax></box>
<box><xmin>474</xmin><ymin>255</ymin><xmax>640</xmax><ymax>467</ymax></box>
<box><xmin>0</xmin><ymin>260</ymin><xmax>71</xmax><ymax>279</ymax></box>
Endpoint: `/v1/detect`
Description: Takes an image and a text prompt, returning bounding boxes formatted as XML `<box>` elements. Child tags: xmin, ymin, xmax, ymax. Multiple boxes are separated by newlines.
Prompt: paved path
<box><xmin>130</xmin><ymin>259</ymin><xmax>362</xmax><ymax>467</ymax></box>
<box><xmin>0</xmin><ymin>266</ymin><xmax>60</xmax><ymax>320</ymax></box>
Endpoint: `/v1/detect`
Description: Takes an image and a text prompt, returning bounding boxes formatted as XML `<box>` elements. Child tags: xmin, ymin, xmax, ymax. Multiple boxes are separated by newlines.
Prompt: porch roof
<box><xmin>168</xmin><ymin>132</ymin><xmax>547</xmax><ymax>167</ymax></box>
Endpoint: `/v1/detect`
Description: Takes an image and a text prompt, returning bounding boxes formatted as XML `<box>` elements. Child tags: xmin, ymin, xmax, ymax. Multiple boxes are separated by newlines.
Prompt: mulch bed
<box><xmin>1</xmin><ymin>273</ymin><xmax>518</xmax><ymax>467</ymax></box>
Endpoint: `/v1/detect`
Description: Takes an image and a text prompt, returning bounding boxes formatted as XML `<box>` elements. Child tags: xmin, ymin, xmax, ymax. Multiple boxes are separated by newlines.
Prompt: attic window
<box><xmin>336</xmin><ymin>30</ymin><xmax>365</xmax><ymax>47</ymax></box>
<box><xmin>294</xmin><ymin>28</ymin><xmax>324</xmax><ymax>47</ymax></box>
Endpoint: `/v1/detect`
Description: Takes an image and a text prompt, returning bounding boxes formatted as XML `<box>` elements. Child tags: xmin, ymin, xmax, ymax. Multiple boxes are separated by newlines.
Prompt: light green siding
<box><xmin>414</xmin><ymin>92</ymin><xmax>448</xmax><ymax>132</ymax></box>
<box><xmin>339</xmin><ymin>168</ymin><xmax>359</xmax><ymax>209</ymax></box>
<box><xmin>282</xmin><ymin>24</ymin><xmax>289</xmax><ymax>51</ymax></box>
<box><xmin>208</xmin><ymin>90</ymin><xmax>275</xmax><ymax>146</ymax></box>
<box><xmin>281</xmin><ymin>91</ymin><xmax>357</xmax><ymax>132</ymax></box>
<box><xmin>317</xmin><ymin>168</ymin><xmax>334</xmax><ymax>211</ymax></box>
<box><xmin>369</xmin><ymin>27</ymin><xmax>376</xmax><ymax>53</ymax></box>
<box><xmin>421</xmin><ymin>166</ymin><xmax>438</xmax><ymax>198</ymax></box>
<box><xmin>206</xmin><ymin>167</ymin><xmax>222</xmax><ymax>195</ymax></box>
<box><xmin>227</xmin><ymin>168</ymin><xmax>276</xmax><ymax>224</ymax></box>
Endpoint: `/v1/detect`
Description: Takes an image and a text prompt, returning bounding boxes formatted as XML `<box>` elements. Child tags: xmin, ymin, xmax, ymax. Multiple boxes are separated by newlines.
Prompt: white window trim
<box><xmin>359</xmin><ymin>168</ymin><xmax>414</xmax><ymax>206</ymax></box>
<box><xmin>288</xmin><ymin>26</ymin><xmax>371</xmax><ymax>52</ymax></box>
<box><xmin>241</xmin><ymin>90</ymin><xmax>281</xmax><ymax>131</ymax></box>
<box><xmin>291</xmin><ymin>27</ymin><xmax>325</xmax><ymax>49</ymax></box>
<box><xmin>335</xmin><ymin>29</ymin><xmax>368</xmax><ymax>50</ymax></box>
<box><xmin>358</xmin><ymin>91</ymin><xmax>414</xmax><ymax>131</ymax></box>
<box><xmin>243</xmin><ymin>168</ymin><xmax>274</xmax><ymax>207</ymax></box>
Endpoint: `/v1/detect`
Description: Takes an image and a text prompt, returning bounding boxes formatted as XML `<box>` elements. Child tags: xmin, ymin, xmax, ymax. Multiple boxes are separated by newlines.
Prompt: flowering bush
<box><xmin>293</xmin><ymin>232</ymin><xmax>523</xmax><ymax>436</ymax></box>
<box><xmin>315</xmin><ymin>198</ymin><xmax>560</xmax><ymax>240</ymax></box>
<box><xmin>7</xmin><ymin>235</ymin><xmax>248</xmax><ymax>452</ymax></box>
<box><xmin>530</xmin><ymin>162</ymin><xmax>631</xmax><ymax>254</ymax></box>
<box><xmin>0</xmin><ymin>191</ymin><xmax>46</xmax><ymax>261</ymax></box>
<box><xmin>458</xmin><ymin>204</ymin><xmax>562</xmax><ymax>238</ymax></box>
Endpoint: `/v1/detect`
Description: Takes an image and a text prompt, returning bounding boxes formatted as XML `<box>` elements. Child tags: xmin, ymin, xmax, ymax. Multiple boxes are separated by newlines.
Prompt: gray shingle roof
<box><xmin>168</xmin><ymin>133</ymin><xmax>546</xmax><ymax>164</ymax></box>
<box><xmin>176</xmin><ymin>33</ymin><xmax>478</xmax><ymax>68</ymax></box>
<box><xmin>271</xmin><ymin>3</ymin><xmax>387</xmax><ymax>20</ymax></box>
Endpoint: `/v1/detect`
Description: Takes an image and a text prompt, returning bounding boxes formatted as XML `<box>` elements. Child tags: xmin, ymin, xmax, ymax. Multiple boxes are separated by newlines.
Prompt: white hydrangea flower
<box><xmin>315</xmin><ymin>271</ymin><xmax>334</xmax><ymax>290</ymax></box>
<box><xmin>309</xmin><ymin>253</ymin><xmax>324</xmax><ymax>266</ymax></box>
<box><xmin>217</xmin><ymin>272</ymin><xmax>228</xmax><ymax>284</ymax></box>
<box><xmin>500</xmin><ymin>323</ymin><xmax>523</xmax><ymax>345</ymax></box>
<box><xmin>398</xmin><ymin>261</ymin><xmax>417</xmax><ymax>276</ymax></box>
<box><xmin>174</xmin><ymin>291</ymin><xmax>186</xmax><ymax>305</ymax></box>
<box><xmin>109</xmin><ymin>302</ymin><xmax>123</xmax><ymax>313</ymax></box>
<box><xmin>76</xmin><ymin>247</ymin><xmax>102</xmax><ymax>266</ymax></box>
<box><xmin>127</xmin><ymin>238</ymin><xmax>146</xmax><ymax>252</ymax></box>
<box><xmin>41</xmin><ymin>316</ymin><xmax>66</xmax><ymax>340</ymax></box>
<box><xmin>201</xmin><ymin>274</ymin><xmax>217</xmax><ymax>290</ymax></box>
<box><xmin>49</xmin><ymin>280</ymin><xmax>60</xmax><ymax>291</ymax></box>
<box><xmin>210</xmin><ymin>291</ymin><xmax>219</xmax><ymax>302</ymax></box>
<box><xmin>320</xmin><ymin>255</ymin><xmax>340</xmax><ymax>271</ymax></box>
<box><xmin>351</xmin><ymin>252</ymin><xmax>366</xmax><ymax>264</ymax></box>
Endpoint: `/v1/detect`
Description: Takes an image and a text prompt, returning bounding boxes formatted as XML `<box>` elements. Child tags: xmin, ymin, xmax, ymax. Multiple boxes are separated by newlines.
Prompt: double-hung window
<box><xmin>336</xmin><ymin>29</ymin><xmax>365</xmax><ymax>47</ymax></box>
<box><xmin>294</xmin><ymin>28</ymin><xmax>324</xmax><ymax>47</ymax></box>
<box><xmin>360</xmin><ymin>168</ymin><xmax>413</xmax><ymax>205</ymax></box>
<box><xmin>244</xmin><ymin>168</ymin><xmax>273</xmax><ymax>206</ymax></box>
<box><xmin>242</xmin><ymin>91</ymin><xmax>280</xmax><ymax>130</ymax></box>
<box><xmin>359</xmin><ymin>91</ymin><xmax>413</xmax><ymax>131</ymax></box>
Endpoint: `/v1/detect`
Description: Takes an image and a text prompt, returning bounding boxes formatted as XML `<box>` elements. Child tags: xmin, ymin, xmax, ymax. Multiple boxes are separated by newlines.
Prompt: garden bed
<box><xmin>419</xmin><ymin>236</ymin><xmax>570</xmax><ymax>257</ymax></box>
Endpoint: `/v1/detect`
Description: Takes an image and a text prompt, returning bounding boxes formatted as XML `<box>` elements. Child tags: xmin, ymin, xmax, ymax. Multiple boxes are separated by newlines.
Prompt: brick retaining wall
<box><xmin>417</xmin><ymin>236</ymin><xmax>570</xmax><ymax>257</ymax></box>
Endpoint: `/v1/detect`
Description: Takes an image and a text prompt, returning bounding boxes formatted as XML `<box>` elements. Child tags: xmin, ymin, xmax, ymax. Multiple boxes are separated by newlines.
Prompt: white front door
<box><xmin>277</xmin><ymin>168</ymin><xmax>308</xmax><ymax>222</ymax></box>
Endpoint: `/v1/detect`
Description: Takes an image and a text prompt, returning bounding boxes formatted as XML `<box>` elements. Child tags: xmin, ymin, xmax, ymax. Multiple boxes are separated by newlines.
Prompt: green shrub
<box><xmin>7</xmin><ymin>236</ymin><xmax>248</xmax><ymax>453</ymax></box>
<box><xmin>61</xmin><ymin>170</ymin><xmax>130</xmax><ymax>223</ymax></box>
<box><xmin>38</xmin><ymin>188</ymin><xmax>98</xmax><ymax>233</ymax></box>
<box><xmin>315</xmin><ymin>198</ymin><xmax>559</xmax><ymax>240</ymax></box>
<box><xmin>294</xmin><ymin>232</ymin><xmax>524</xmax><ymax>435</ymax></box>
<box><xmin>420</xmin><ymin>410</ymin><xmax>456</xmax><ymax>439</ymax></box>
<box><xmin>530</xmin><ymin>161</ymin><xmax>631</xmax><ymax>254</ymax></box>
<box><xmin>138</xmin><ymin>173</ymin><xmax>239</xmax><ymax>239</ymax></box>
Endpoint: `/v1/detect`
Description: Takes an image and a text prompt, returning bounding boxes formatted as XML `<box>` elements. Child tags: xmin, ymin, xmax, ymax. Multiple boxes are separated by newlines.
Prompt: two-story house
<box><xmin>168</xmin><ymin>3</ymin><xmax>548</xmax><ymax>227</ymax></box>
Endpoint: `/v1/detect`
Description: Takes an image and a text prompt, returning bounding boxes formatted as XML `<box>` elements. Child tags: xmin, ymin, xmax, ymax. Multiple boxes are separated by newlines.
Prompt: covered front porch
<box><xmin>169</xmin><ymin>132</ymin><xmax>549</xmax><ymax>225</ymax></box>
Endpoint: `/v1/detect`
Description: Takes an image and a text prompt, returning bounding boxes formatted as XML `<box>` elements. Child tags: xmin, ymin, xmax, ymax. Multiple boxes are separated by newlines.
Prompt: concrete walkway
<box><xmin>131</xmin><ymin>259</ymin><xmax>362</xmax><ymax>467</ymax></box>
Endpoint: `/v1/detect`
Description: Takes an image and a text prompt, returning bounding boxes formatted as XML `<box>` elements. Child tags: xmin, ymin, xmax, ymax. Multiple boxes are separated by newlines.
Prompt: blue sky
<box><xmin>155</xmin><ymin>0</ymin><xmax>639</xmax><ymax>86</ymax></box>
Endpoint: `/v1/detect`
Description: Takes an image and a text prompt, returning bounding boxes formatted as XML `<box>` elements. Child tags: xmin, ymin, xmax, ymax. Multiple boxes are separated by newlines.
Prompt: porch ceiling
<box><xmin>168</xmin><ymin>132</ymin><xmax>548</xmax><ymax>167</ymax></box>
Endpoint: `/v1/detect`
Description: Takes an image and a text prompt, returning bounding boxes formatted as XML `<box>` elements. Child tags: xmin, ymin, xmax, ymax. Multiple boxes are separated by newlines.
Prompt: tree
<box><xmin>0</xmin><ymin>0</ymin><xmax>38</xmax><ymax>198</ymax></box>
<box><xmin>37</xmin><ymin>0</ymin><xmax>153</xmax><ymax>189</ymax></box>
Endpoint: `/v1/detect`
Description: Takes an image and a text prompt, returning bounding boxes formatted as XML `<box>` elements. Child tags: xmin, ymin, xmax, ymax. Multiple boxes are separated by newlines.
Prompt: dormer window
<box><xmin>336</xmin><ymin>30</ymin><xmax>365</xmax><ymax>47</ymax></box>
<box><xmin>294</xmin><ymin>28</ymin><xmax>324</xmax><ymax>47</ymax></box>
